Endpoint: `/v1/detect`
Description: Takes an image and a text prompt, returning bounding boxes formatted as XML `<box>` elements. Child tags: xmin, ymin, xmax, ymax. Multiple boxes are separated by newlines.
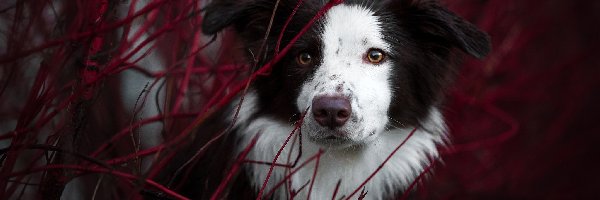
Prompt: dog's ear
<box><xmin>202</xmin><ymin>1</ymin><xmax>248</xmax><ymax>35</ymax></box>
<box><xmin>202</xmin><ymin>0</ymin><xmax>277</xmax><ymax>37</ymax></box>
<box><xmin>391</xmin><ymin>0</ymin><xmax>491</xmax><ymax>59</ymax></box>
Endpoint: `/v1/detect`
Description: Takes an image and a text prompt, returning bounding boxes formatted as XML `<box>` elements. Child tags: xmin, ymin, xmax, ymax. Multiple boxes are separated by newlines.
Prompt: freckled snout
<box><xmin>312</xmin><ymin>96</ymin><xmax>352</xmax><ymax>129</ymax></box>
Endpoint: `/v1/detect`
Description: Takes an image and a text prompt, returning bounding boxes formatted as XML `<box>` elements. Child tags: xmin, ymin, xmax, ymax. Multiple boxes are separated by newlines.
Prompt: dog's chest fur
<box><xmin>235</xmin><ymin>92</ymin><xmax>446</xmax><ymax>199</ymax></box>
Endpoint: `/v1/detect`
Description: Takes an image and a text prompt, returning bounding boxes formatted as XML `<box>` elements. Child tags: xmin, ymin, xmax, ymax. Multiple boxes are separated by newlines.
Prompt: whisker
<box><xmin>387</xmin><ymin>117</ymin><xmax>406</xmax><ymax>129</ymax></box>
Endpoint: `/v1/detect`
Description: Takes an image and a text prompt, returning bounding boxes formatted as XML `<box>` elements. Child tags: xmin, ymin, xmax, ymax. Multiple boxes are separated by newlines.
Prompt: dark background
<box><xmin>0</xmin><ymin>0</ymin><xmax>599</xmax><ymax>199</ymax></box>
<box><xmin>429</xmin><ymin>0</ymin><xmax>600</xmax><ymax>199</ymax></box>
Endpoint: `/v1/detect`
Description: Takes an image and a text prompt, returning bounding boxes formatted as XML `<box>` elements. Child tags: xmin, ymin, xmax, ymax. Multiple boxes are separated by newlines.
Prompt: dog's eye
<box><xmin>297</xmin><ymin>52</ymin><xmax>312</xmax><ymax>66</ymax></box>
<box><xmin>366</xmin><ymin>49</ymin><xmax>385</xmax><ymax>64</ymax></box>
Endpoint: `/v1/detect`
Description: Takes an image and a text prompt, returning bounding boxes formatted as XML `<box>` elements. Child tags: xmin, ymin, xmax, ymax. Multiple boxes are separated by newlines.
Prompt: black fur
<box><xmin>202</xmin><ymin>0</ymin><xmax>489</xmax><ymax>128</ymax></box>
<box><xmin>376</xmin><ymin>0</ymin><xmax>491</xmax><ymax>127</ymax></box>
<box><xmin>204</xmin><ymin>0</ymin><xmax>327</xmax><ymax>123</ymax></box>
<box><xmin>160</xmin><ymin>0</ymin><xmax>490</xmax><ymax>199</ymax></box>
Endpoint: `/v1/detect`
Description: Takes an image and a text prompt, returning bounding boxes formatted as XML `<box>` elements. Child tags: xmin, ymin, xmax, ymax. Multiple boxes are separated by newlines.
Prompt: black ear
<box><xmin>393</xmin><ymin>0</ymin><xmax>491</xmax><ymax>59</ymax></box>
<box><xmin>201</xmin><ymin>1</ymin><xmax>248</xmax><ymax>35</ymax></box>
<box><xmin>202</xmin><ymin>0</ymin><xmax>277</xmax><ymax>37</ymax></box>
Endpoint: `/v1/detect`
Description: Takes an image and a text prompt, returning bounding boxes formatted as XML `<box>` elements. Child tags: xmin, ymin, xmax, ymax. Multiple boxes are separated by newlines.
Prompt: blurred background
<box><xmin>428</xmin><ymin>0</ymin><xmax>600</xmax><ymax>199</ymax></box>
<box><xmin>1</xmin><ymin>0</ymin><xmax>599</xmax><ymax>199</ymax></box>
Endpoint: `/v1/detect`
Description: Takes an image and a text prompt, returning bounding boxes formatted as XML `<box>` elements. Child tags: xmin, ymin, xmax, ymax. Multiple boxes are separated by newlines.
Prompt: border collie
<box><xmin>197</xmin><ymin>0</ymin><xmax>490</xmax><ymax>199</ymax></box>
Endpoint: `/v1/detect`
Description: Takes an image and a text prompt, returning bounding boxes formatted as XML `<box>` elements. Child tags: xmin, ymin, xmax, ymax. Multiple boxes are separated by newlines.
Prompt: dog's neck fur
<box><xmin>234</xmin><ymin>92</ymin><xmax>447</xmax><ymax>200</ymax></box>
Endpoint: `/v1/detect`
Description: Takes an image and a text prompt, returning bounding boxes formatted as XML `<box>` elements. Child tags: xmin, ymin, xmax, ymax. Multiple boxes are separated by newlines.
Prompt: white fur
<box><xmin>235</xmin><ymin>92</ymin><xmax>446</xmax><ymax>200</ymax></box>
<box><xmin>233</xmin><ymin>5</ymin><xmax>448</xmax><ymax>200</ymax></box>
<box><xmin>297</xmin><ymin>5</ymin><xmax>392</xmax><ymax>146</ymax></box>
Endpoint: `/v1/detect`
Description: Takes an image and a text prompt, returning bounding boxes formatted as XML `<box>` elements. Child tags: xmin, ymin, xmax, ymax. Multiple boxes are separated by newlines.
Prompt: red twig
<box><xmin>264</xmin><ymin>150</ymin><xmax>324</xmax><ymax>198</ymax></box>
<box><xmin>398</xmin><ymin>160</ymin><xmax>436</xmax><ymax>200</ymax></box>
<box><xmin>256</xmin><ymin>108</ymin><xmax>309</xmax><ymax>199</ymax></box>
<box><xmin>275</xmin><ymin>0</ymin><xmax>304</xmax><ymax>54</ymax></box>
<box><xmin>331</xmin><ymin>179</ymin><xmax>342</xmax><ymax>200</ymax></box>
<box><xmin>171</xmin><ymin>29</ymin><xmax>202</xmax><ymax>113</ymax></box>
<box><xmin>0</xmin><ymin>0</ymin><xmax>173</xmax><ymax>64</ymax></box>
<box><xmin>209</xmin><ymin>134</ymin><xmax>260</xmax><ymax>200</ymax></box>
<box><xmin>4</xmin><ymin>165</ymin><xmax>189</xmax><ymax>200</ymax></box>
<box><xmin>213</xmin><ymin>0</ymin><xmax>344</xmax><ymax>110</ymax></box>
<box><xmin>344</xmin><ymin>127</ymin><xmax>418</xmax><ymax>200</ymax></box>
<box><xmin>306</xmin><ymin>149</ymin><xmax>321</xmax><ymax>200</ymax></box>
<box><xmin>89</xmin><ymin>112</ymin><xmax>198</xmax><ymax>158</ymax></box>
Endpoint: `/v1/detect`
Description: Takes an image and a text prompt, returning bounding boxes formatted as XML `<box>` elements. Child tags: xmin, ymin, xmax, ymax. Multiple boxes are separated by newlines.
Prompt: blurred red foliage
<box><xmin>0</xmin><ymin>0</ymin><xmax>598</xmax><ymax>199</ymax></box>
<box><xmin>429</xmin><ymin>0</ymin><xmax>600</xmax><ymax>199</ymax></box>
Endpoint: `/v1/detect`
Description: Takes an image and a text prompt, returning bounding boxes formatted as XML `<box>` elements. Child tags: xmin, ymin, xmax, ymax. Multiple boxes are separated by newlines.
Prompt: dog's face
<box><xmin>295</xmin><ymin>5</ymin><xmax>393</xmax><ymax>147</ymax></box>
<box><xmin>203</xmin><ymin>0</ymin><xmax>490</xmax><ymax>148</ymax></box>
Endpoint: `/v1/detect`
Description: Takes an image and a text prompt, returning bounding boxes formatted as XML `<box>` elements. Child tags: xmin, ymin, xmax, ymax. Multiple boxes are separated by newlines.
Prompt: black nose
<box><xmin>311</xmin><ymin>96</ymin><xmax>352</xmax><ymax>129</ymax></box>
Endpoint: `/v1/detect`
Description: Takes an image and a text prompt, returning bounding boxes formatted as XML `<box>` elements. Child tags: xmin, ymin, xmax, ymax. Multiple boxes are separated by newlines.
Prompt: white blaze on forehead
<box><xmin>322</xmin><ymin>5</ymin><xmax>390</xmax><ymax>57</ymax></box>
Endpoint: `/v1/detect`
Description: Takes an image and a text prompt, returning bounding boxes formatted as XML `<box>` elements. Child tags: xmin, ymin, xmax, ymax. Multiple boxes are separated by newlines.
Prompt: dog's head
<box><xmin>203</xmin><ymin>0</ymin><xmax>490</xmax><ymax>148</ymax></box>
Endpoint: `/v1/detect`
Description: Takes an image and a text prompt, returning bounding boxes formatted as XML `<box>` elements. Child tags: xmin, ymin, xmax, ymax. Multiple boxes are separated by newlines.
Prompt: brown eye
<box><xmin>366</xmin><ymin>49</ymin><xmax>385</xmax><ymax>64</ymax></box>
<box><xmin>297</xmin><ymin>52</ymin><xmax>312</xmax><ymax>65</ymax></box>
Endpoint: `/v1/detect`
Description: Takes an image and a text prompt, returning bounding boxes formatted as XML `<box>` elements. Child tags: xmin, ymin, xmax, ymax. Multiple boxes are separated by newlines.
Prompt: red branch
<box><xmin>345</xmin><ymin>127</ymin><xmax>418</xmax><ymax>200</ymax></box>
<box><xmin>209</xmin><ymin>134</ymin><xmax>259</xmax><ymax>200</ymax></box>
<box><xmin>399</xmin><ymin>160</ymin><xmax>436</xmax><ymax>200</ymax></box>
<box><xmin>4</xmin><ymin>165</ymin><xmax>189</xmax><ymax>200</ymax></box>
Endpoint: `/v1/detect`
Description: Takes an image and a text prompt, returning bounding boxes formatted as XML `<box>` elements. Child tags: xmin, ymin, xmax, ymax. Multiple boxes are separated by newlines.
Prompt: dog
<box><xmin>175</xmin><ymin>0</ymin><xmax>490</xmax><ymax>199</ymax></box>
